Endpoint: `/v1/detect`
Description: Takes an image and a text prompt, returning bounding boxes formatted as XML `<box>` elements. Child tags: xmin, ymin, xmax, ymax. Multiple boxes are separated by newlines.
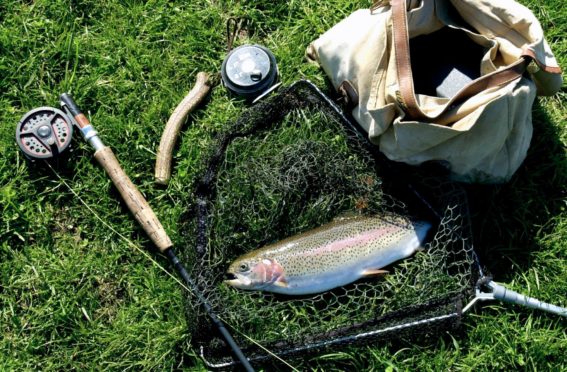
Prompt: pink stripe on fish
<box><xmin>301</xmin><ymin>225</ymin><xmax>401</xmax><ymax>257</ymax></box>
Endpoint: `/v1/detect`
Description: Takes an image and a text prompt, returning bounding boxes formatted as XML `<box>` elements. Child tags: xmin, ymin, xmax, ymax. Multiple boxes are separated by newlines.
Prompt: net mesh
<box><xmin>182</xmin><ymin>81</ymin><xmax>480</xmax><ymax>367</ymax></box>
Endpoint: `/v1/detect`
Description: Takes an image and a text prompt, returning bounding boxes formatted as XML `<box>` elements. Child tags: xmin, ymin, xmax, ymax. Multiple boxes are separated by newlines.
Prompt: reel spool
<box><xmin>221</xmin><ymin>44</ymin><xmax>279</xmax><ymax>100</ymax></box>
<box><xmin>16</xmin><ymin>107</ymin><xmax>73</xmax><ymax>160</ymax></box>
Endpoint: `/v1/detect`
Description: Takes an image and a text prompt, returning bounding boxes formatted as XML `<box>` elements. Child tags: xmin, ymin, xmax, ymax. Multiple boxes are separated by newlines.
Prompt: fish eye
<box><xmin>239</xmin><ymin>263</ymin><xmax>249</xmax><ymax>272</ymax></box>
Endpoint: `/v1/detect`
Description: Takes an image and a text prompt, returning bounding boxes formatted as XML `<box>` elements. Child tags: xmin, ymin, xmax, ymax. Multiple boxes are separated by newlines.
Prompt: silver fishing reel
<box><xmin>15</xmin><ymin>106</ymin><xmax>74</xmax><ymax>160</ymax></box>
<box><xmin>221</xmin><ymin>44</ymin><xmax>279</xmax><ymax>100</ymax></box>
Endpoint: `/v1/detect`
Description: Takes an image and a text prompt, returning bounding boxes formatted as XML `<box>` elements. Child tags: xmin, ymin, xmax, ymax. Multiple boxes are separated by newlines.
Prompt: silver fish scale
<box><xmin>258</xmin><ymin>216</ymin><xmax>420</xmax><ymax>277</ymax></box>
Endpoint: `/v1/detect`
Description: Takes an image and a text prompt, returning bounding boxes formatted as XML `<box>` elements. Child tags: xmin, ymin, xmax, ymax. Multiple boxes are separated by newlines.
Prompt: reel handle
<box><xmin>60</xmin><ymin>93</ymin><xmax>173</xmax><ymax>252</ymax></box>
<box><xmin>155</xmin><ymin>72</ymin><xmax>211</xmax><ymax>185</ymax></box>
<box><xmin>94</xmin><ymin>146</ymin><xmax>173</xmax><ymax>251</ymax></box>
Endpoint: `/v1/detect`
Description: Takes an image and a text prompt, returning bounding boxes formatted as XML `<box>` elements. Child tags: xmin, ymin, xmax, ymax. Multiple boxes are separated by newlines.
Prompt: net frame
<box><xmin>185</xmin><ymin>80</ymin><xmax>482</xmax><ymax>368</ymax></box>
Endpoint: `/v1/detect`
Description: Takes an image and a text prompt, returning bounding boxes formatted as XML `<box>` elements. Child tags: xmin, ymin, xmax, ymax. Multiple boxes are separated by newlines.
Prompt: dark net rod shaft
<box><xmin>165</xmin><ymin>249</ymin><xmax>255</xmax><ymax>372</ymax></box>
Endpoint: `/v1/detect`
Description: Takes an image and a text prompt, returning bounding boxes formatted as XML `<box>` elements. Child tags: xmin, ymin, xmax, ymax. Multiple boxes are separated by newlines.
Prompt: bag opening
<box><xmin>410</xmin><ymin>27</ymin><xmax>485</xmax><ymax>98</ymax></box>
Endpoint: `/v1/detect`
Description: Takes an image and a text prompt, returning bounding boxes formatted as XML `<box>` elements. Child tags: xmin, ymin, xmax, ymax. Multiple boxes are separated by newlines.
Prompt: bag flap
<box><xmin>448</xmin><ymin>0</ymin><xmax>563</xmax><ymax>95</ymax></box>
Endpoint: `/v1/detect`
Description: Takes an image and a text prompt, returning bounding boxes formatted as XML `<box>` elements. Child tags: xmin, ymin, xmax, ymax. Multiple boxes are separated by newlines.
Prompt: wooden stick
<box><xmin>155</xmin><ymin>72</ymin><xmax>212</xmax><ymax>185</ymax></box>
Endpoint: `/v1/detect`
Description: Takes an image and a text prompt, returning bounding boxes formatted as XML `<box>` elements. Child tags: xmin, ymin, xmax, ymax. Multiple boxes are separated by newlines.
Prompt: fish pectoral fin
<box><xmin>273</xmin><ymin>276</ymin><xmax>289</xmax><ymax>288</ymax></box>
<box><xmin>361</xmin><ymin>268</ymin><xmax>389</xmax><ymax>278</ymax></box>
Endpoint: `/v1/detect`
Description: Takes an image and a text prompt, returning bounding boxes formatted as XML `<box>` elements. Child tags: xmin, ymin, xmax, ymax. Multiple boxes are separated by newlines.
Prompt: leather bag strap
<box><xmin>390</xmin><ymin>0</ymin><xmax>529</xmax><ymax>121</ymax></box>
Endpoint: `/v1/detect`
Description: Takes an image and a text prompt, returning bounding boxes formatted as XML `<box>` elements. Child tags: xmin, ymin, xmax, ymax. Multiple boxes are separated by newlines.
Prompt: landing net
<box><xmin>183</xmin><ymin>81</ymin><xmax>480</xmax><ymax>367</ymax></box>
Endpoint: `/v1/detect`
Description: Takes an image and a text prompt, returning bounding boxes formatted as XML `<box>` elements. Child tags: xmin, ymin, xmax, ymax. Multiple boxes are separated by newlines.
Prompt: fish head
<box><xmin>225</xmin><ymin>256</ymin><xmax>285</xmax><ymax>290</ymax></box>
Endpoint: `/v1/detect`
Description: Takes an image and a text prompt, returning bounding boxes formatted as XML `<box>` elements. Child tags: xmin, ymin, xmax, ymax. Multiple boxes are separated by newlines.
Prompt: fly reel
<box><xmin>221</xmin><ymin>44</ymin><xmax>279</xmax><ymax>100</ymax></box>
<box><xmin>16</xmin><ymin>107</ymin><xmax>73</xmax><ymax>160</ymax></box>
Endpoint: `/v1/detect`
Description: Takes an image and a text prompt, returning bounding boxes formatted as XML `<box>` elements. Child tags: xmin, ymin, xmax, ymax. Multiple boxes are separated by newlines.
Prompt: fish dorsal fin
<box><xmin>361</xmin><ymin>269</ymin><xmax>389</xmax><ymax>278</ymax></box>
<box><xmin>332</xmin><ymin>210</ymin><xmax>361</xmax><ymax>222</ymax></box>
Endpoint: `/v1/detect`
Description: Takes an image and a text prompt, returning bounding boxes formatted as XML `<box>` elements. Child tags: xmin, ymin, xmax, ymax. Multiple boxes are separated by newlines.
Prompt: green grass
<box><xmin>1</xmin><ymin>0</ymin><xmax>565</xmax><ymax>370</ymax></box>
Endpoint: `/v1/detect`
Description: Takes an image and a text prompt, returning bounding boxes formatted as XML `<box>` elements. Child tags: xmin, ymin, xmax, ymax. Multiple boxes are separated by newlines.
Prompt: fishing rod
<box><xmin>59</xmin><ymin>94</ymin><xmax>255</xmax><ymax>371</ymax></box>
<box><xmin>16</xmin><ymin>93</ymin><xmax>255</xmax><ymax>372</ymax></box>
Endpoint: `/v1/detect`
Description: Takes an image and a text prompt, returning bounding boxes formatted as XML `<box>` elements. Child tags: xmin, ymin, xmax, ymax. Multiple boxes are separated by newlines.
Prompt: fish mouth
<box><xmin>224</xmin><ymin>272</ymin><xmax>251</xmax><ymax>287</ymax></box>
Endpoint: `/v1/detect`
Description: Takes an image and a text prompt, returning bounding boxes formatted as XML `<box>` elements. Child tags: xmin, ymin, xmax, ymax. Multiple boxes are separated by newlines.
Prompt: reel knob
<box><xmin>16</xmin><ymin>107</ymin><xmax>73</xmax><ymax>160</ymax></box>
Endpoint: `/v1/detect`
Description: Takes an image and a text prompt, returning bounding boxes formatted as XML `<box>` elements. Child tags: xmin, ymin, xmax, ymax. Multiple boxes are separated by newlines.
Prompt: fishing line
<box><xmin>227</xmin><ymin>327</ymin><xmax>300</xmax><ymax>371</ymax></box>
<box><xmin>45</xmin><ymin>161</ymin><xmax>189</xmax><ymax>290</ymax></box>
<box><xmin>45</xmin><ymin>161</ymin><xmax>298</xmax><ymax>370</ymax></box>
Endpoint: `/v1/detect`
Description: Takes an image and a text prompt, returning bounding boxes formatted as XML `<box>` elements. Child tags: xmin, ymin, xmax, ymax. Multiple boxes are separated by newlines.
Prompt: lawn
<box><xmin>1</xmin><ymin>0</ymin><xmax>565</xmax><ymax>370</ymax></box>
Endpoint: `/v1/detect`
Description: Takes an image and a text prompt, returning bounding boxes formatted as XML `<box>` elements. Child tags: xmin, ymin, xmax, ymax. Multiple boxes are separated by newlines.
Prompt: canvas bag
<box><xmin>307</xmin><ymin>0</ymin><xmax>562</xmax><ymax>183</ymax></box>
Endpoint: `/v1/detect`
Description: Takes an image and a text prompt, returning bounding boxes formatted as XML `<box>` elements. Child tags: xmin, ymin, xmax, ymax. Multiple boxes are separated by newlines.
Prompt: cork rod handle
<box><xmin>155</xmin><ymin>72</ymin><xmax>211</xmax><ymax>185</ymax></box>
<box><xmin>95</xmin><ymin>146</ymin><xmax>173</xmax><ymax>252</ymax></box>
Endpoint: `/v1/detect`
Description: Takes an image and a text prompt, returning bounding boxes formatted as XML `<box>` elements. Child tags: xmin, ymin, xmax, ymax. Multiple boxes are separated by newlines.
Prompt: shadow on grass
<box><xmin>0</xmin><ymin>147</ymin><xmax>75</xmax><ymax>256</ymax></box>
<box><xmin>466</xmin><ymin>99</ymin><xmax>566</xmax><ymax>280</ymax></box>
<box><xmin>1</xmin><ymin>143</ymin><xmax>169</xmax><ymax>259</ymax></box>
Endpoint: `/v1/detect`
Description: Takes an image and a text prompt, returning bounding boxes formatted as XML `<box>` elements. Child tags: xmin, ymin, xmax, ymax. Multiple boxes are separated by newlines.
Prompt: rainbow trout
<box><xmin>225</xmin><ymin>215</ymin><xmax>431</xmax><ymax>295</ymax></box>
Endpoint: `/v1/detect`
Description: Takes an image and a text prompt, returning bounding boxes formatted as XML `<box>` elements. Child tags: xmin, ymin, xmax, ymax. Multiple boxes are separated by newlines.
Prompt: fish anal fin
<box><xmin>361</xmin><ymin>268</ymin><xmax>389</xmax><ymax>278</ymax></box>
